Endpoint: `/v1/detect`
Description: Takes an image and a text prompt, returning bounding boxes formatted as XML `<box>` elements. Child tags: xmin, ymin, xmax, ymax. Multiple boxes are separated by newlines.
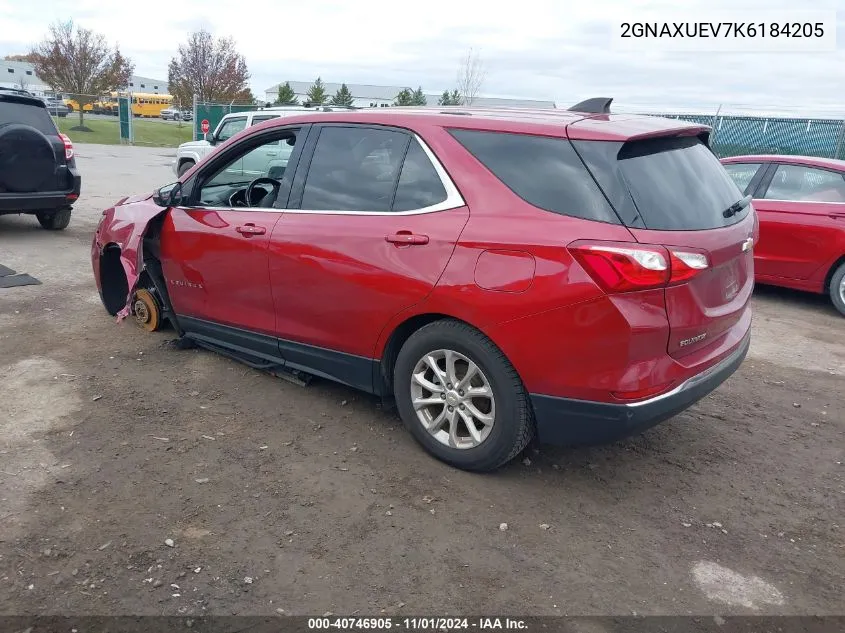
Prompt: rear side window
<box><xmin>448</xmin><ymin>129</ymin><xmax>620</xmax><ymax>223</ymax></box>
<box><xmin>0</xmin><ymin>100</ymin><xmax>57</xmax><ymax>135</ymax></box>
<box><xmin>300</xmin><ymin>126</ymin><xmax>409</xmax><ymax>211</ymax></box>
<box><xmin>723</xmin><ymin>162</ymin><xmax>763</xmax><ymax>195</ymax></box>
<box><xmin>392</xmin><ymin>138</ymin><xmax>448</xmax><ymax>211</ymax></box>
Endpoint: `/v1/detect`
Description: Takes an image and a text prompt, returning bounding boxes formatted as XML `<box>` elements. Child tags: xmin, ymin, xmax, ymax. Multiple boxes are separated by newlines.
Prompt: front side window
<box><xmin>763</xmin><ymin>164</ymin><xmax>845</xmax><ymax>202</ymax></box>
<box><xmin>300</xmin><ymin>126</ymin><xmax>409</xmax><ymax>211</ymax></box>
<box><xmin>723</xmin><ymin>162</ymin><xmax>763</xmax><ymax>195</ymax></box>
<box><xmin>215</xmin><ymin>117</ymin><xmax>247</xmax><ymax>143</ymax></box>
<box><xmin>198</xmin><ymin>130</ymin><xmax>299</xmax><ymax>208</ymax></box>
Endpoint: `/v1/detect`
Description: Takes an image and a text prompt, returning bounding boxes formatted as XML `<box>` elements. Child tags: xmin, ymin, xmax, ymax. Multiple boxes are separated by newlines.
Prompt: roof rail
<box><xmin>567</xmin><ymin>97</ymin><xmax>613</xmax><ymax>114</ymax></box>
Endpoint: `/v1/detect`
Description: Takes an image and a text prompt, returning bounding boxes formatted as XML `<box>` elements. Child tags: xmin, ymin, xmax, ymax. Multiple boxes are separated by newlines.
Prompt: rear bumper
<box><xmin>530</xmin><ymin>330</ymin><xmax>751</xmax><ymax>446</ymax></box>
<box><xmin>0</xmin><ymin>168</ymin><xmax>81</xmax><ymax>213</ymax></box>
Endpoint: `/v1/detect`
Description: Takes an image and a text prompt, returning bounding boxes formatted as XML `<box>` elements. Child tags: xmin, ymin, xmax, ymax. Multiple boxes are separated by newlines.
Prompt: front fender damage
<box><xmin>104</xmin><ymin>201</ymin><xmax>171</xmax><ymax>323</ymax></box>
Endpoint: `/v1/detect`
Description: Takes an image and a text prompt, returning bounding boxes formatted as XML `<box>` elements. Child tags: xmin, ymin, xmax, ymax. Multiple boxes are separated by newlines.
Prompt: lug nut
<box><xmin>458</xmin><ymin>390</ymin><xmax>464</xmax><ymax>396</ymax></box>
<box><xmin>446</xmin><ymin>383</ymin><xmax>453</xmax><ymax>389</ymax></box>
<box><xmin>459</xmin><ymin>404</ymin><xmax>465</xmax><ymax>410</ymax></box>
<box><xmin>440</xmin><ymin>393</ymin><xmax>446</xmax><ymax>400</ymax></box>
<box><xmin>447</xmin><ymin>406</ymin><xmax>454</xmax><ymax>412</ymax></box>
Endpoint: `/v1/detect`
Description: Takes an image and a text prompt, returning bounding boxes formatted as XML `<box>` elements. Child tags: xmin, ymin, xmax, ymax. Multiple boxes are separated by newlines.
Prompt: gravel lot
<box><xmin>1</xmin><ymin>144</ymin><xmax>842</xmax><ymax>616</ymax></box>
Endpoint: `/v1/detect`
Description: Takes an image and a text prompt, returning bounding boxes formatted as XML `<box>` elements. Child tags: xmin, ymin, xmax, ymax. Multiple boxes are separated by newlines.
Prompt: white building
<box><xmin>264</xmin><ymin>80</ymin><xmax>556</xmax><ymax>109</ymax></box>
<box><xmin>1</xmin><ymin>60</ymin><xmax>168</xmax><ymax>97</ymax></box>
<box><xmin>1</xmin><ymin>60</ymin><xmax>51</xmax><ymax>96</ymax></box>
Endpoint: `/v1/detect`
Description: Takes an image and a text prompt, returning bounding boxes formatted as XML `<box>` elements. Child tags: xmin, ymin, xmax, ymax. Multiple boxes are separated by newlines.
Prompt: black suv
<box><xmin>0</xmin><ymin>87</ymin><xmax>81</xmax><ymax>230</ymax></box>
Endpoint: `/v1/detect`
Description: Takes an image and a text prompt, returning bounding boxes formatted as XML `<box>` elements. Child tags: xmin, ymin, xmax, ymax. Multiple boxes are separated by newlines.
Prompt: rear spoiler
<box><xmin>568</xmin><ymin>97</ymin><xmax>613</xmax><ymax>114</ymax></box>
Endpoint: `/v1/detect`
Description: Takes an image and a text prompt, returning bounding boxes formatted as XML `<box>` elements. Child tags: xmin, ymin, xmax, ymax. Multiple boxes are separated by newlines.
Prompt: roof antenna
<box><xmin>567</xmin><ymin>97</ymin><xmax>613</xmax><ymax>114</ymax></box>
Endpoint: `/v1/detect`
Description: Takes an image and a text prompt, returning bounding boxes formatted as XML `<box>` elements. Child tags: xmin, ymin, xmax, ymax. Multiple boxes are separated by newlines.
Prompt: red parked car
<box><xmin>91</xmin><ymin>101</ymin><xmax>755</xmax><ymax>471</ymax></box>
<box><xmin>720</xmin><ymin>154</ymin><xmax>845</xmax><ymax>316</ymax></box>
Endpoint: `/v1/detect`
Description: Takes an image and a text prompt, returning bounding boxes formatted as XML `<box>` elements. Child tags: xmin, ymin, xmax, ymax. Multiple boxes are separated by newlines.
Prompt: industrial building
<box><xmin>264</xmin><ymin>80</ymin><xmax>556</xmax><ymax>109</ymax></box>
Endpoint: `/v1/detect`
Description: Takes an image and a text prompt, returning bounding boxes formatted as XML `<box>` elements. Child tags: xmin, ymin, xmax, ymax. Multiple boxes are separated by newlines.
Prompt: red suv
<box><xmin>91</xmin><ymin>102</ymin><xmax>755</xmax><ymax>471</ymax></box>
<box><xmin>721</xmin><ymin>155</ymin><xmax>845</xmax><ymax>316</ymax></box>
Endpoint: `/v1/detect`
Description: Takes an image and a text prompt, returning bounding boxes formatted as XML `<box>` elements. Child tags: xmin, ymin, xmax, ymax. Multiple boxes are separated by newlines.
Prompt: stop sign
<box><xmin>201</xmin><ymin>119</ymin><xmax>210</xmax><ymax>134</ymax></box>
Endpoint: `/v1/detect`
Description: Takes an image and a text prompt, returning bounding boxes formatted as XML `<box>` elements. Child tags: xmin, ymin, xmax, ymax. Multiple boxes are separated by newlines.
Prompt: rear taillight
<box><xmin>59</xmin><ymin>133</ymin><xmax>73</xmax><ymax>160</ymax></box>
<box><xmin>568</xmin><ymin>240</ymin><xmax>710</xmax><ymax>294</ymax></box>
<box><xmin>668</xmin><ymin>250</ymin><xmax>709</xmax><ymax>284</ymax></box>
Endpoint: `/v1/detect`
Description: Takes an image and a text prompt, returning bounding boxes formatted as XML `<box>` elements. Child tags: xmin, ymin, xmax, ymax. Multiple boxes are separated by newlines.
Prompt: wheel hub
<box><xmin>134</xmin><ymin>300</ymin><xmax>150</xmax><ymax>324</ymax></box>
<box><xmin>132</xmin><ymin>289</ymin><xmax>161</xmax><ymax>332</ymax></box>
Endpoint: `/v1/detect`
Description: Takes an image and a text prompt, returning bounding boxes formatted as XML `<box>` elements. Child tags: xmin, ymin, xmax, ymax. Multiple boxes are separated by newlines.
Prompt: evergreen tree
<box><xmin>306</xmin><ymin>77</ymin><xmax>327</xmax><ymax>104</ymax></box>
<box><xmin>394</xmin><ymin>88</ymin><xmax>414</xmax><ymax>106</ymax></box>
<box><xmin>330</xmin><ymin>83</ymin><xmax>354</xmax><ymax>106</ymax></box>
<box><xmin>450</xmin><ymin>89</ymin><xmax>463</xmax><ymax>106</ymax></box>
<box><xmin>437</xmin><ymin>90</ymin><xmax>452</xmax><ymax>106</ymax></box>
<box><xmin>411</xmin><ymin>86</ymin><xmax>427</xmax><ymax>106</ymax></box>
<box><xmin>275</xmin><ymin>81</ymin><xmax>298</xmax><ymax>105</ymax></box>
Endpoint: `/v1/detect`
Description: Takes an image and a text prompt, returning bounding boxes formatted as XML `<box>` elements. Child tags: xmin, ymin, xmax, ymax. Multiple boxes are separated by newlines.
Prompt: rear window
<box><xmin>574</xmin><ymin>136</ymin><xmax>747</xmax><ymax>231</ymax></box>
<box><xmin>0</xmin><ymin>99</ymin><xmax>57</xmax><ymax>135</ymax></box>
<box><xmin>448</xmin><ymin>129</ymin><xmax>620</xmax><ymax>224</ymax></box>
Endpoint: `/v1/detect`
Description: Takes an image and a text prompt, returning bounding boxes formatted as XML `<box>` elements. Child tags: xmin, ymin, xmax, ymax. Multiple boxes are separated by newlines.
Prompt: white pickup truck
<box><xmin>172</xmin><ymin>105</ymin><xmax>356</xmax><ymax>177</ymax></box>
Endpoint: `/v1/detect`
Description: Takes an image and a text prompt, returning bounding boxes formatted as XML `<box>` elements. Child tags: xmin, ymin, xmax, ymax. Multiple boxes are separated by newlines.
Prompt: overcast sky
<box><xmin>1</xmin><ymin>0</ymin><xmax>843</xmax><ymax>115</ymax></box>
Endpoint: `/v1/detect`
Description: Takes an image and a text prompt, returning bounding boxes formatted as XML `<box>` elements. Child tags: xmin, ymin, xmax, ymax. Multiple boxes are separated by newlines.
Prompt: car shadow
<box><xmin>753</xmin><ymin>282</ymin><xmax>839</xmax><ymax>317</ymax></box>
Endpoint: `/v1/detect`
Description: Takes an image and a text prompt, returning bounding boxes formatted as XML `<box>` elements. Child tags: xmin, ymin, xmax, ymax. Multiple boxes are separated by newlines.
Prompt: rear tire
<box><xmin>36</xmin><ymin>208</ymin><xmax>71</xmax><ymax>231</ymax></box>
<box><xmin>177</xmin><ymin>160</ymin><xmax>195</xmax><ymax>177</ymax></box>
<box><xmin>829</xmin><ymin>262</ymin><xmax>845</xmax><ymax>317</ymax></box>
<box><xmin>393</xmin><ymin>319</ymin><xmax>534</xmax><ymax>472</ymax></box>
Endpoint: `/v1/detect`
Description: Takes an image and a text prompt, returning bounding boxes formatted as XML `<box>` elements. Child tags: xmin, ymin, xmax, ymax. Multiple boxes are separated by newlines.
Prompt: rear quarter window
<box><xmin>448</xmin><ymin>129</ymin><xmax>621</xmax><ymax>224</ymax></box>
<box><xmin>0</xmin><ymin>100</ymin><xmax>58</xmax><ymax>135</ymax></box>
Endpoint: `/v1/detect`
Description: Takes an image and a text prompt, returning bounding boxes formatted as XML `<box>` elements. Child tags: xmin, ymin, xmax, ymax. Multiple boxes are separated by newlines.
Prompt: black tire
<box><xmin>0</xmin><ymin>123</ymin><xmax>57</xmax><ymax>192</ymax></box>
<box><xmin>829</xmin><ymin>261</ymin><xmax>845</xmax><ymax>317</ymax></box>
<box><xmin>36</xmin><ymin>208</ymin><xmax>71</xmax><ymax>231</ymax></box>
<box><xmin>177</xmin><ymin>160</ymin><xmax>195</xmax><ymax>177</ymax></box>
<box><xmin>393</xmin><ymin>319</ymin><xmax>534</xmax><ymax>472</ymax></box>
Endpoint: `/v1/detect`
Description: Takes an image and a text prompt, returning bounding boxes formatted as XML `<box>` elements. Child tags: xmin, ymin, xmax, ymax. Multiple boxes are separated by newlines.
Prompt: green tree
<box><xmin>437</xmin><ymin>90</ymin><xmax>452</xmax><ymax>106</ymax></box>
<box><xmin>275</xmin><ymin>81</ymin><xmax>298</xmax><ymax>105</ymax></box>
<box><xmin>394</xmin><ymin>88</ymin><xmax>414</xmax><ymax>106</ymax></box>
<box><xmin>330</xmin><ymin>83</ymin><xmax>354</xmax><ymax>106</ymax></box>
<box><xmin>450</xmin><ymin>89</ymin><xmax>462</xmax><ymax>105</ymax></box>
<box><xmin>411</xmin><ymin>86</ymin><xmax>427</xmax><ymax>106</ymax></box>
<box><xmin>306</xmin><ymin>77</ymin><xmax>327</xmax><ymax>104</ymax></box>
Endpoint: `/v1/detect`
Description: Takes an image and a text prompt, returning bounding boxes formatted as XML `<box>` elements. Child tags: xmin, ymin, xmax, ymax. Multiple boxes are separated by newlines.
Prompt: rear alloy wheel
<box><xmin>829</xmin><ymin>262</ymin><xmax>845</xmax><ymax>317</ymax></box>
<box><xmin>393</xmin><ymin>320</ymin><xmax>534</xmax><ymax>471</ymax></box>
<box><xmin>36</xmin><ymin>208</ymin><xmax>71</xmax><ymax>230</ymax></box>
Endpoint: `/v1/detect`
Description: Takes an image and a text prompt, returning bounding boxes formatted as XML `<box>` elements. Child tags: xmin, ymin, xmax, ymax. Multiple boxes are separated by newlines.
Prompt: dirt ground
<box><xmin>0</xmin><ymin>144</ymin><xmax>842</xmax><ymax>616</ymax></box>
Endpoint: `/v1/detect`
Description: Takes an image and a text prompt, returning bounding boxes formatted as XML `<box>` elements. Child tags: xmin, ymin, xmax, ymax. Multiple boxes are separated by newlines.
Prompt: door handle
<box><xmin>385</xmin><ymin>231</ymin><xmax>429</xmax><ymax>246</ymax></box>
<box><xmin>236</xmin><ymin>223</ymin><xmax>266</xmax><ymax>236</ymax></box>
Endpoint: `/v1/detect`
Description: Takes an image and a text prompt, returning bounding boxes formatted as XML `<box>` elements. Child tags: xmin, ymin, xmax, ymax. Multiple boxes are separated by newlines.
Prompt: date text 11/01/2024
<box><xmin>307</xmin><ymin>618</ymin><xmax>528</xmax><ymax>630</ymax></box>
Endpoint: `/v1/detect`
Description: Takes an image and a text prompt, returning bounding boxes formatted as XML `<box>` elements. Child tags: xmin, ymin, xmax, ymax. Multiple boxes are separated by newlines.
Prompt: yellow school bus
<box><xmin>131</xmin><ymin>93</ymin><xmax>173</xmax><ymax>117</ymax></box>
<box><xmin>63</xmin><ymin>92</ymin><xmax>173</xmax><ymax>117</ymax></box>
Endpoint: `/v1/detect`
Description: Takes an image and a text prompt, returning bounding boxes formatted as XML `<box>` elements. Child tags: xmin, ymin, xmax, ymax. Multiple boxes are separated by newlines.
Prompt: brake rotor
<box><xmin>132</xmin><ymin>288</ymin><xmax>161</xmax><ymax>332</ymax></box>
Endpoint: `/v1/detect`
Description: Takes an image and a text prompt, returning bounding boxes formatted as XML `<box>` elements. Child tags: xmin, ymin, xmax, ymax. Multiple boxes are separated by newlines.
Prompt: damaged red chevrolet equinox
<box><xmin>91</xmin><ymin>98</ymin><xmax>757</xmax><ymax>472</ymax></box>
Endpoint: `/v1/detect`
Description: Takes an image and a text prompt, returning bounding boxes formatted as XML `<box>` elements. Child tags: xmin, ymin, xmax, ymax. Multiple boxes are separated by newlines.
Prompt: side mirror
<box><xmin>153</xmin><ymin>181</ymin><xmax>183</xmax><ymax>208</ymax></box>
<box><xmin>204</xmin><ymin>132</ymin><xmax>214</xmax><ymax>144</ymax></box>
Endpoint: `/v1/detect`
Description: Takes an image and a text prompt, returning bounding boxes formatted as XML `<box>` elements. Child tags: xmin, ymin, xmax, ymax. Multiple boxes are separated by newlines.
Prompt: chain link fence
<box><xmin>191</xmin><ymin>98</ymin><xmax>257</xmax><ymax>141</ymax></box>
<box><xmin>616</xmin><ymin>104</ymin><xmax>845</xmax><ymax>159</ymax></box>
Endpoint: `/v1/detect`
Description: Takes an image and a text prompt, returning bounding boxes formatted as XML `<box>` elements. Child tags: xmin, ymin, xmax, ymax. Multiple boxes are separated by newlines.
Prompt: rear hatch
<box><xmin>0</xmin><ymin>95</ymin><xmax>73</xmax><ymax>193</ymax></box>
<box><xmin>568</xmin><ymin>120</ymin><xmax>756</xmax><ymax>360</ymax></box>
